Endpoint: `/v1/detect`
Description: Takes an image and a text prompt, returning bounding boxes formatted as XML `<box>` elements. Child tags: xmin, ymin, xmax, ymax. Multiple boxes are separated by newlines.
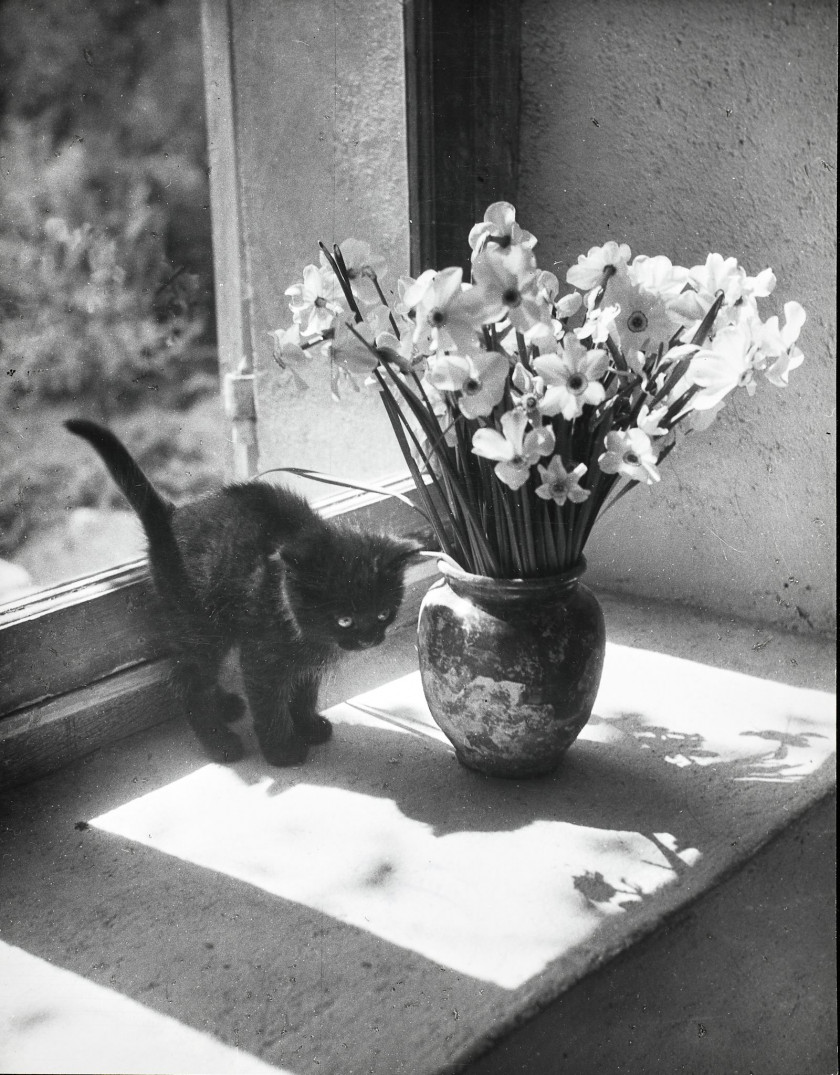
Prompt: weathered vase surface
<box><xmin>417</xmin><ymin>560</ymin><xmax>606</xmax><ymax>778</ymax></box>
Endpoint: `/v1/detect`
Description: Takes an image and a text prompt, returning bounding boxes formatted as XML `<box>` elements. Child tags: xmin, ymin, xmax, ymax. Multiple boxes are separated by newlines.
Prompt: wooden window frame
<box><xmin>0</xmin><ymin>0</ymin><xmax>521</xmax><ymax>790</ymax></box>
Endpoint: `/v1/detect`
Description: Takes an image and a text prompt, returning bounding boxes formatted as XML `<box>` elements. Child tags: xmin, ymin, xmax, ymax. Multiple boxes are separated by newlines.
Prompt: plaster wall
<box><xmin>519</xmin><ymin>0</ymin><xmax>837</xmax><ymax>632</ymax></box>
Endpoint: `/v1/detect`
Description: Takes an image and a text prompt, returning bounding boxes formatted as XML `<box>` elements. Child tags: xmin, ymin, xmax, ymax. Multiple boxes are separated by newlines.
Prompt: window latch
<box><xmin>223</xmin><ymin>360</ymin><xmax>258</xmax><ymax>478</ymax></box>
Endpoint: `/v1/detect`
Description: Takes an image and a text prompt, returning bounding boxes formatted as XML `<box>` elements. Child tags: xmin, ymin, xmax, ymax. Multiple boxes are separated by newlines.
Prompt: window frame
<box><xmin>0</xmin><ymin>0</ymin><xmax>522</xmax><ymax>789</ymax></box>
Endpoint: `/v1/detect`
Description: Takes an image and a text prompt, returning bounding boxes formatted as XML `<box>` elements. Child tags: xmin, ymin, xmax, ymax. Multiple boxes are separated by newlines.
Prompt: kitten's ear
<box><xmin>384</xmin><ymin>536</ymin><xmax>426</xmax><ymax>568</ymax></box>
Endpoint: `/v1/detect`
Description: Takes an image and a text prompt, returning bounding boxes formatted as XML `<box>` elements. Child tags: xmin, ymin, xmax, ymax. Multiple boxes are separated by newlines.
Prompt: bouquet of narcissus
<box><xmin>273</xmin><ymin>202</ymin><xmax>805</xmax><ymax>579</ymax></box>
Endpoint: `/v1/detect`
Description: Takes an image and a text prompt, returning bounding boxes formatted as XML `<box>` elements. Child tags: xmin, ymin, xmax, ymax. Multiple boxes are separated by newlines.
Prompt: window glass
<box><xmin>0</xmin><ymin>0</ymin><xmax>222</xmax><ymax>602</ymax></box>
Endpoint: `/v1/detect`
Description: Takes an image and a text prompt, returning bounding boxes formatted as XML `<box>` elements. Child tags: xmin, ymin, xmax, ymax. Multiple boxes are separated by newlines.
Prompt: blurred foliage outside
<box><xmin>0</xmin><ymin>0</ymin><xmax>222</xmax><ymax>585</ymax></box>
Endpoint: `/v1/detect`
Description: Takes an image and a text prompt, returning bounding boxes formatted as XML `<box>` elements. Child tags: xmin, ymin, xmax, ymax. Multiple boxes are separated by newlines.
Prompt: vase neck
<box><xmin>440</xmin><ymin>559</ymin><xmax>587</xmax><ymax>606</ymax></box>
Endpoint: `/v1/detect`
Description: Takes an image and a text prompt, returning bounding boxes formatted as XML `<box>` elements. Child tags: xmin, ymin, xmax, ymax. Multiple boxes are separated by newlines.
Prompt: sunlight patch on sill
<box><xmin>0</xmin><ymin>940</ymin><xmax>285</xmax><ymax>1075</ymax></box>
<box><xmin>90</xmin><ymin>645</ymin><xmax>834</xmax><ymax>992</ymax></box>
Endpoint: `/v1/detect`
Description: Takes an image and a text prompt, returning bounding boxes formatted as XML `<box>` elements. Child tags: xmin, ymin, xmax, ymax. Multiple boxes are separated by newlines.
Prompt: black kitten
<box><xmin>66</xmin><ymin>419</ymin><xmax>421</xmax><ymax>766</ymax></box>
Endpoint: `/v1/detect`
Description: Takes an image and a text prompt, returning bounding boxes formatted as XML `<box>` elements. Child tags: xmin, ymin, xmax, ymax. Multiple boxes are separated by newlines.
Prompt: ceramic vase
<box><xmin>417</xmin><ymin>558</ymin><xmax>606</xmax><ymax>778</ymax></box>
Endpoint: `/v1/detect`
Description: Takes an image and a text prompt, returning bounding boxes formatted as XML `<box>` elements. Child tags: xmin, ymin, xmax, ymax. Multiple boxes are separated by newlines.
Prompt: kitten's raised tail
<box><xmin>65</xmin><ymin>419</ymin><xmax>174</xmax><ymax>540</ymax></box>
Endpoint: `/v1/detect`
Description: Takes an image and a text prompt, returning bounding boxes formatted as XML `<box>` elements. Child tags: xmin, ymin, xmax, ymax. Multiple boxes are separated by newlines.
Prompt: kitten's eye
<box><xmin>336</xmin><ymin>615</ymin><xmax>354</xmax><ymax>629</ymax></box>
<box><xmin>376</xmin><ymin>610</ymin><xmax>391</xmax><ymax>622</ymax></box>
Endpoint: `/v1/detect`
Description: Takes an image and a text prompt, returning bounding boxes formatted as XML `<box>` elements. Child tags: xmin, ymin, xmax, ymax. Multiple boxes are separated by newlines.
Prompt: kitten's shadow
<box><xmin>234</xmin><ymin>713</ymin><xmax>710</xmax><ymax>848</ymax></box>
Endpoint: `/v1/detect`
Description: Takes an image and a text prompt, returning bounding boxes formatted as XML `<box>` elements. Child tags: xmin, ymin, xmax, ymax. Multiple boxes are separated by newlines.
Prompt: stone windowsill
<box><xmin>0</xmin><ymin>588</ymin><xmax>835</xmax><ymax>1074</ymax></box>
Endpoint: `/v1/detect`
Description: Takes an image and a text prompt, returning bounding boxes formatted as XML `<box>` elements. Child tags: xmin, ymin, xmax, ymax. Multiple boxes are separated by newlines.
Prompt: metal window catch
<box><xmin>223</xmin><ymin>360</ymin><xmax>258</xmax><ymax>478</ymax></box>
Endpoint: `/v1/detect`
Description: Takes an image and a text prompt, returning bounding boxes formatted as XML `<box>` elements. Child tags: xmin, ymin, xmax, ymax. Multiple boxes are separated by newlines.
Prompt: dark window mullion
<box><xmin>405</xmin><ymin>0</ymin><xmax>521</xmax><ymax>277</ymax></box>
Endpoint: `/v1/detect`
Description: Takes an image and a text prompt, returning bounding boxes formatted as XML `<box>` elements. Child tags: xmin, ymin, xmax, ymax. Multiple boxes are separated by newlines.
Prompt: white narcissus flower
<box><xmin>468</xmin><ymin>201</ymin><xmax>537</xmax><ymax>260</ymax></box>
<box><xmin>686</xmin><ymin>323</ymin><xmax>759</xmax><ymax>409</ymax></box>
<box><xmin>327</xmin><ymin>319</ymin><xmax>380</xmax><ymax>377</ymax></box>
<box><xmin>403</xmin><ymin>267</ymin><xmax>496</xmax><ymax>353</ymax></box>
<box><xmin>636</xmin><ymin>403</ymin><xmax>669</xmax><ymax>438</ymax></box>
<box><xmin>285</xmin><ymin>264</ymin><xmax>346</xmax><ymax>336</ymax></box>
<box><xmin>271</xmin><ymin>323</ymin><xmax>312</xmax><ymax>389</ymax></box>
<box><xmin>472</xmin><ymin>409</ymin><xmax>555</xmax><ymax>490</ymax></box>
<box><xmin>510</xmin><ymin>361</ymin><xmax>566</xmax><ymax>427</ymax></box>
<box><xmin>425</xmin><ymin>350</ymin><xmax>509</xmax><ymax>419</ymax></box>
<box><xmin>687</xmin><ymin>253</ymin><xmax>746</xmax><ymax>305</ymax></box>
<box><xmin>628</xmin><ymin>255</ymin><xmax>690</xmax><ymax>299</ymax></box>
<box><xmin>575</xmin><ymin>289</ymin><xmax>620</xmax><ymax>345</ymax></box>
<box><xmin>566</xmin><ymin>241</ymin><xmax>632</xmax><ymax>291</ymax></box>
<box><xmin>741</xmin><ymin>267</ymin><xmax>777</xmax><ymax>302</ymax></box>
<box><xmin>471</xmin><ymin>246</ymin><xmax>552</xmax><ymax>336</ymax></box>
<box><xmin>535</xmin><ymin>270</ymin><xmax>560</xmax><ymax>306</ymax></box>
<box><xmin>535</xmin><ymin>457</ymin><xmax>591</xmax><ymax>505</ymax></box>
<box><xmin>534</xmin><ymin>337</ymin><xmax>609</xmax><ymax>421</ymax></box>
<box><xmin>755</xmin><ymin>301</ymin><xmax>806</xmax><ymax>387</ymax></box>
<box><xmin>602</xmin><ymin>264</ymin><xmax>683</xmax><ymax>355</ymax></box>
<box><xmin>599</xmin><ymin>428</ymin><xmax>661</xmax><ymax>484</ymax></box>
<box><xmin>556</xmin><ymin>291</ymin><xmax>583</xmax><ymax>319</ymax></box>
<box><xmin>319</xmin><ymin>238</ymin><xmax>388</xmax><ymax>304</ymax></box>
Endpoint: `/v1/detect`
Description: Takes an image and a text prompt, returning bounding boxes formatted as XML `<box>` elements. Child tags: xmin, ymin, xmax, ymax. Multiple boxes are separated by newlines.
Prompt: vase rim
<box><xmin>438</xmin><ymin>556</ymin><xmax>587</xmax><ymax>594</ymax></box>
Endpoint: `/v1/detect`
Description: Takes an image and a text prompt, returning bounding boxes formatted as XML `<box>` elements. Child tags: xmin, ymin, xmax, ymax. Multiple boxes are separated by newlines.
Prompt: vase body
<box><xmin>417</xmin><ymin>560</ymin><xmax>606</xmax><ymax>778</ymax></box>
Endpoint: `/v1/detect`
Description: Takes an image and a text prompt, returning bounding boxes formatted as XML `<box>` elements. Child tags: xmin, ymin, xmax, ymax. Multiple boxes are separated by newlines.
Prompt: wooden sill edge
<box><xmin>0</xmin><ymin>565</ymin><xmax>438</xmax><ymax>793</ymax></box>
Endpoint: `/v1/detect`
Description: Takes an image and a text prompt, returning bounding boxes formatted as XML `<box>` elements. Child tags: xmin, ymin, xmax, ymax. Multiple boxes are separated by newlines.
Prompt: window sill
<box><xmin>0</xmin><ymin>589</ymin><xmax>834</xmax><ymax>1073</ymax></box>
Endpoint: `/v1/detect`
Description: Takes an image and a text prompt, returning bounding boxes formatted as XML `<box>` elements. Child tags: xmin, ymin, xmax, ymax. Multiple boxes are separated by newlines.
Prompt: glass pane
<box><xmin>0</xmin><ymin>0</ymin><xmax>222</xmax><ymax>602</ymax></box>
<box><xmin>226</xmin><ymin>0</ymin><xmax>409</xmax><ymax>501</ymax></box>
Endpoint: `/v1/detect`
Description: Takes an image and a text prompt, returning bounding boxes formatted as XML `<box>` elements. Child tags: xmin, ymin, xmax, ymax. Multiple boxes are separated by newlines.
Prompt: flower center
<box><xmin>623</xmin><ymin>451</ymin><xmax>641</xmax><ymax>466</ymax></box>
<box><xmin>463</xmin><ymin>378</ymin><xmax>481</xmax><ymax>394</ymax></box>
<box><xmin>429</xmin><ymin>308</ymin><xmax>446</xmax><ymax>327</ymax></box>
<box><xmin>567</xmin><ymin>373</ymin><xmax>587</xmax><ymax>394</ymax></box>
<box><xmin>627</xmin><ymin>311</ymin><xmax>648</xmax><ymax>332</ymax></box>
<box><xmin>502</xmin><ymin>286</ymin><xmax>522</xmax><ymax>308</ymax></box>
<box><xmin>523</xmin><ymin>394</ymin><xmax>539</xmax><ymax>413</ymax></box>
<box><xmin>314</xmin><ymin>296</ymin><xmax>328</xmax><ymax>308</ymax></box>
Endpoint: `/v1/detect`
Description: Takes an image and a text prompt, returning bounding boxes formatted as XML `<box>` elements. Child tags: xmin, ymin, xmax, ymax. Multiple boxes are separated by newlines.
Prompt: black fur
<box><xmin>66</xmin><ymin>419</ymin><xmax>421</xmax><ymax>766</ymax></box>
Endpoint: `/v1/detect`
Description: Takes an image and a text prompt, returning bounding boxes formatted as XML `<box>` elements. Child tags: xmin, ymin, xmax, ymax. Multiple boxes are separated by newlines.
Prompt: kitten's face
<box><xmin>281</xmin><ymin>528</ymin><xmax>421</xmax><ymax>650</ymax></box>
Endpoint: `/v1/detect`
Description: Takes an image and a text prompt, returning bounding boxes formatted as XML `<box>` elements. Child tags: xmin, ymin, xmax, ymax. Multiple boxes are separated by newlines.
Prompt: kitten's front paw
<box><xmin>298</xmin><ymin>714</ymin><xmax>333</xmax><ymax>745</ymax></box>
<box><xmin>195</xmin><ymin>726</ymin><xmax>244</xmax><ymax>764</ymax></box>
<box><xmin>259</xmin><ymin>734</ymin><xmax>310</xmax><ymax>767</ymax></box>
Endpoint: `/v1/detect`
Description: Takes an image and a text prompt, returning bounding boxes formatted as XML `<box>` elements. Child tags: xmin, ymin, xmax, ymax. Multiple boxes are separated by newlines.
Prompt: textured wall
<box><xmin>230</xmin><ymin>0</ymin><xmax>408</xmax><ymax>487</ymax></box>
<box><xmin>519</xmin><ymin>0</ymin><xmax>837</xmax><ymax>632</ymax></box>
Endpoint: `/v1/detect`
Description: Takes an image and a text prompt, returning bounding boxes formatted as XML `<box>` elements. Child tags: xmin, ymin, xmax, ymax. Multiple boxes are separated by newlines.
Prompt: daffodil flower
<box><xmin>271</xmin><ymin>323</ymin><xmax>313</xmax><ymax>390</ymax></box>
<box><xmin>575</xmin><ymin>289</ymin><xmax>620</xmax><ymax>345</ymax></box>
<box><xmin>471</xmin><ymin>246</ymin><xmax>551</xmax><ymax>336</ymax></box>
<box><xmin>602</xmin><ymin>264</ymin><xmax>683</xmax><ymax>354</ymax></box>
<box><xmin>687</xmin><ymin>253</ymin><xmax>746</xmax><ymax>305</ymax></box>
<box><xmin>535</xmin><ymin>457</ymin><xmax>591</xmax><ymax>505</ymax></box>
<box><xmin>628</xmin><ymin>255</ymin><xmax>690</xmax><ymax>299</ymax></box>
<box><xmin>327</xmin><ymin>319</ymin><xmax>380</xmax><ymax>376</ymax></box>
<box><xmin>468</xmin><ymin>201</ymin><xmax>537</xmax><ymax>260</ymax></box>
<box><xmin>556</xmin><ymin>291</ymin><xmax>584</xmax><ymax>319</ymax></box>
<box><xmin>636</xmin><ymin>402</ymin><xmax>669</xmax><ymax>438</ymax></box>
<box><xmin>472</xmin><ymin>409</ymin><xmax>555</xmax><ymax>490</ymax></box>
<box><xmin>599</xmin><ymin>428</ymin><xmax>661</xmax><ymax>484</ymax></box>
<box><xmin>285</xmin><ymin>264</ymin><xmax>346</xmax><ymax>336</ymax></box>
<box><xmin>686</xmin><ymin>323</ymin><xmax>759</xmax><ymax>409</ymax></box>
<box><xmin>566</xmin><ymin>241</ymin><xmax>632</xmax><ymax>291</ymax></box>
<box><xmin>319</xmin><ymin>238</ymin><xmax>387</xmax><ymax>305</ymax></box>
<box><xmin>755</xmin><ymin>301</ymin><xmax>806</xmax><ymax>387</ymax></box>
<box><xmin>535</xmin><ymin>270</ymin><xmax>560</xmax><ymax>306</ymax></box>
<box><xmin>426</xmin><ymin>350</ymin><xmax>508</xmax><ymax>419</ymax></box>
<box><xmin>533</xmin><ymin>337</ymin><xmax>609</xmax><ymax>420</ymax></box>
<box><xmin>403</xmin><ymin>267</ymin><xmax>495</xmax><ymax>353</ymax></box>
<box><xmin>510</xmin><ymin>361</ymin><xmax>554</xmax><ymax>426</ymax></box>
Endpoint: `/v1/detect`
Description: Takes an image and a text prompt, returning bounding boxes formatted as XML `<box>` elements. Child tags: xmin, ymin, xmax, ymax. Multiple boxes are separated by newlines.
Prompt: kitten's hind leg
<box><xmin>290</xmin><ymin>675</ymin><xmax>333</xmax><ymax>745</ymax></box>
<box><xmin>239</xmin><ymin>639</ymin><xmax>309</xmax><ymax>766</ymax></box>
<box><xmin>171</xmin><ymin>647</ymin><xmax>244</xmax><ymax>763</ymax></box>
